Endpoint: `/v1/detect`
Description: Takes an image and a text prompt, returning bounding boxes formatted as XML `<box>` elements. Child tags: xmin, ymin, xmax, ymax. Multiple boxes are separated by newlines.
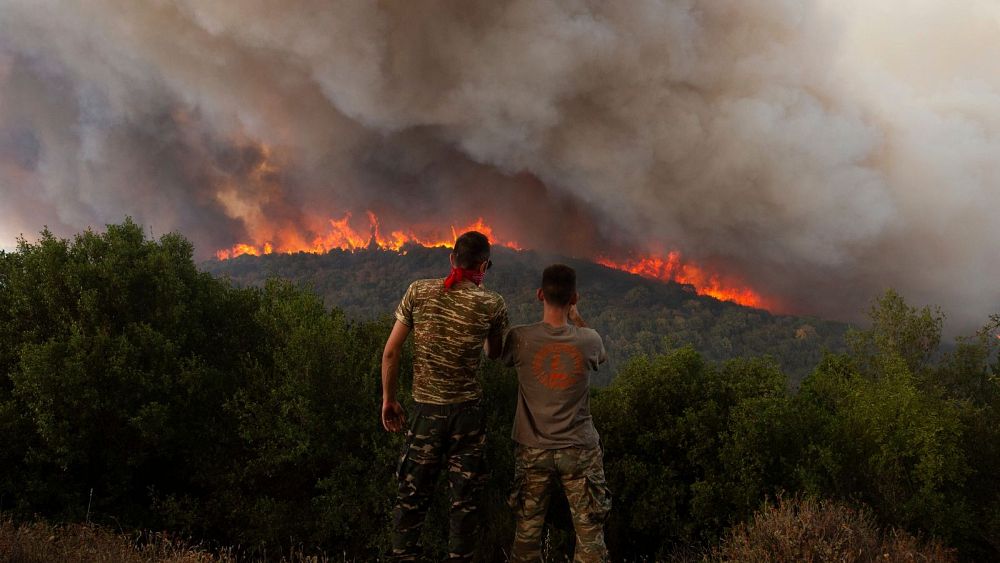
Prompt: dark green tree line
<box><xmin>591</xmin><ymin>291</ymin><xmax>1000</xmax><ymax>560</ymax></box>
<box><xmin>1</xmin><ymin>221</ymin><xmax>998</xmax><ymax>560</ymax></box>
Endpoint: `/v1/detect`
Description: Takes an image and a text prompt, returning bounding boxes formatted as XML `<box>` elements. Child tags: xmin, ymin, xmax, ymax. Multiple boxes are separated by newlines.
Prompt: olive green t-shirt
<box><xmin>502</xmin><ymin>322</ymin><xmax>607</xmax><ymax>449</ymax></box>
<box><xmin>395</xmin><ymin>278</ymin><xmax>509</xmax><ymax>405</ymax></box>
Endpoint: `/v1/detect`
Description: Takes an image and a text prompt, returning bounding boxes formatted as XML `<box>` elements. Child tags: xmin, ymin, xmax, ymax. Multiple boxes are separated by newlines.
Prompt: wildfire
<box><xmin>216</xmin><ymin>211</ymin><xmax>768</xmax><ymax>309</ymax></box>
<box><xmin>596</xmin><ymin>254</ymin><xmax>768</xmax><ymax>309</ymax></box>
<box><xmin>213</xmin><ymin>141</ymin><xmax>766</xmax><ymax>309</ymax></box>
<box><xmin>215</xmin><ymin>211</ymin><xmax>522</xmax><ymax>260</ymax></box>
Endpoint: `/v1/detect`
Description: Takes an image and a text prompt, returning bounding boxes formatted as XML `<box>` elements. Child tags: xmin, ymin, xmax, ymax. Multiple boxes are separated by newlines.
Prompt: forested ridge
<box><xmin>203</xmin><ymin>244</ymin><xmax>847</xmax><ymax>385</ymax></box>
<box><xmin>2</xmin><ymin>220</ymin><xmax>999</xmax><ymax>561</ymax></box>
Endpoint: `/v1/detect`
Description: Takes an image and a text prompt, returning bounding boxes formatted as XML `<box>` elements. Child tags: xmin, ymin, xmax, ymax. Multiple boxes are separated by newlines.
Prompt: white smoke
<box><xmin>0</xmin><ymin>0</ymin><xmax>998</xmax><ymax>330</ymax></box>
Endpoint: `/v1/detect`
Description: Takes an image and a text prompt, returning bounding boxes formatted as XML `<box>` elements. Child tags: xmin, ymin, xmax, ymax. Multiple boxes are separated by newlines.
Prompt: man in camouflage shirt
<box><xmin>502</xmin><ymin>264</ymin><xmax>612</xmax><ymax>562</ymax></box>
<box><xmin>381</xmin><ymin>231</ymin><xmax>509</xmax><ymax>562</ymax></box>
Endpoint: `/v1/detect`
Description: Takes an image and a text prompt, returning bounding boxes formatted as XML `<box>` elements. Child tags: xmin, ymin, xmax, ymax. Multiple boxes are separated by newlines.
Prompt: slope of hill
<box><xmin>202</xmin><ymin>245</ymin><xmax>847</xmax><ymax>384</ymax></box>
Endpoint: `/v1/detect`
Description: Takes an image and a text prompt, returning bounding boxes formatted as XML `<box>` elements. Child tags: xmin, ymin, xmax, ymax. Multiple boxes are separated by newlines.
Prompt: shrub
<box><xmin>0</xmin><ymin>514</ymin><xmax>227</xmax><ymax>563</ymax></box>
<box><xmin>713</xmin><ymin>495</ymin><xmax>956</xmax><ymax>562</ymax></box>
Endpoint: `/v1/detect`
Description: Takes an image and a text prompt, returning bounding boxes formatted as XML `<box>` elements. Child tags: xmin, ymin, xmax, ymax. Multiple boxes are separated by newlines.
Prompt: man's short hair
<box><xmin>453</xmin><ymin>231</ymin><xmax>491</xmax><ymax>269</ymax></box>
<box><xmin>542</xmin><ymin>264</ymin><xmax>576</xmax><ymax>306</ymax></box>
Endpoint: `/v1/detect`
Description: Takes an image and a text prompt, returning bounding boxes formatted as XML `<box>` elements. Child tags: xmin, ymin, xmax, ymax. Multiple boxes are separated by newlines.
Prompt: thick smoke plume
<box><xmin>1</xmin><ymin>1</ymin><xmax>998</xmax><ymax>329</ymax></box>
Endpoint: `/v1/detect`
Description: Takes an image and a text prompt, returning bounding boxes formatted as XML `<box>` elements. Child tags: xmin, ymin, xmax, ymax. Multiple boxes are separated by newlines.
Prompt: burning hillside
<box><xmin>215</xmin><ymin>209</ymin><xmax>769</xmax><ymax>309</ymax></box>
<box><xmin>210</xmin><ymin>141</ymin><xmax>769</xmax><ymax>308</ymax></box>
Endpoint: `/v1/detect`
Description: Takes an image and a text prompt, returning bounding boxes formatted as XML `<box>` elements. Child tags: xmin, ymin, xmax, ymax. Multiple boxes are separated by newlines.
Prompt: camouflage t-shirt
<box><xmin>395</xmin><ymin>278</ymin><xmax>509</xmax><ymax>405</ymax></box>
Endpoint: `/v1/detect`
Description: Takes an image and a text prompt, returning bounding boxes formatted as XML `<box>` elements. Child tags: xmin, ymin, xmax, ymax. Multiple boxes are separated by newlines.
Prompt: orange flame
<box><xmin>596</xmin><ymin>254</ymin><xmax>769</xmax><ymax>309</ymax></box>
<box><xmin>214</xmin><ymin>211</ymin><xmax>522</xmax><ymax>260</ymax></box>
<box><xmin>216</xmin><ymin>243</ymin><xmax>265</xmax><ymax>260</ymax></box>
<box><xmin>216</xmin><ymin>212</ymin><xmax>768</xmax><ymax>308</ymax></box>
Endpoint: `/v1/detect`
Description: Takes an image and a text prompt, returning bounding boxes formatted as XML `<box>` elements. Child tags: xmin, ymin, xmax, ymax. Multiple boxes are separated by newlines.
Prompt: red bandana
<box><xmin>444</xmin><ymin>267</ymin><xmax>485</xmax><ymax>290</ymax></box>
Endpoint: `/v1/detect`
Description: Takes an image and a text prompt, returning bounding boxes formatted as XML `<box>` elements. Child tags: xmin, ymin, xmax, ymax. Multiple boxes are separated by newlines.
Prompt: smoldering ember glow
<box><xmin>1</xmin><ymin>1</ymin><xmax>999</xmax><ymax>331</ymax></box>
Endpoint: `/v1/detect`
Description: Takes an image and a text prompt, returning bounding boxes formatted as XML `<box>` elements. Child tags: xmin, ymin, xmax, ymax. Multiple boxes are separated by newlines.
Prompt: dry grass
<box><xmin>712</xmin><ymin>495</ymin><xmax>957</xmax><ymax>563</ymax></box>
<box><xmin>0</xmin><ymin>516</ymin><xmax>226</xmax><ymax>563</ymax></box>
<box><xmin>0</xmin><ymin>516</ymin><xmax>334</xmax><ymax>563</ymax></box>
<box><xmin>3</xmin><ymin>500</ymin><xmax>958</xmax><ymax>563</ymax></box>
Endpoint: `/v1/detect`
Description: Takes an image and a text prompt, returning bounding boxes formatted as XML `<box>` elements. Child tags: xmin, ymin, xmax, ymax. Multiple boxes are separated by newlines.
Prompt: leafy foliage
<box><xmin>587</xmin><ymin>291</ymin><xmax>999</xmax><ymax>560</ymax></box>
<box><xmin>0</xmin><ymin>221</ymin><xmax>402</xmax><ymax>556</ymax></box>
<box><xmin>1</xmin><ymin>221</ymin><xmax>998</xmax><ymax>560</ymax></box>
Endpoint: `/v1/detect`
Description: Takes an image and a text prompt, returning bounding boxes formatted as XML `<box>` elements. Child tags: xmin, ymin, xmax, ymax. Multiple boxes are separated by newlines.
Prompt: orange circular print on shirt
<box><xmin>531</xmin><ymin>343</ymin><xmax>585</xmax><ymax>390</ymax></box>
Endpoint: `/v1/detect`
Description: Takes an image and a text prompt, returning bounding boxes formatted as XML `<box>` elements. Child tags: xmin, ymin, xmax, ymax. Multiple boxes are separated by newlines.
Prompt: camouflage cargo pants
<box><xmin>508</xmin><ymin>444</ymin><xmax>612</xmax><ymax>563</ymax></box>
<box><xmin>390</xmin><ymin>400</ymin><xmax>487</xmax><ymax>562</ymax></box>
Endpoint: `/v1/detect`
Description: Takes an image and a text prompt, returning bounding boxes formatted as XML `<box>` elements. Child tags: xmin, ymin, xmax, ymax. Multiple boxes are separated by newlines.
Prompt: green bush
<box><xmin>592</xmin><ymin>348</ymin><xmax>788</xmax><ymax>558</ymax></box>
<box><xmin>2</xmin><ymin>222</ymin><xmax>998</xmax><ymax>560</ymax></box>
<box><xmin>0</xmin><ymin>222</ymin><xmax>404</xmax><ymax>557</ymax></box>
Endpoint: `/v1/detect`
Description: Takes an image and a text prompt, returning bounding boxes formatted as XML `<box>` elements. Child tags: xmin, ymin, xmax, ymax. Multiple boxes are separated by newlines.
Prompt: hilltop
<box><xmin>202</xmin><ymin>245</ymin><xmax>847</xmax><ymax>383</ymax></box>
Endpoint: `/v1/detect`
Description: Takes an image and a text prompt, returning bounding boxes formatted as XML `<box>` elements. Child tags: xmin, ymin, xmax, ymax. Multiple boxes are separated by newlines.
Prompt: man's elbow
<box><xmin>382</xmin><ymin>345</ymin><xmax>401</xmax><ymax>363</ymax></box>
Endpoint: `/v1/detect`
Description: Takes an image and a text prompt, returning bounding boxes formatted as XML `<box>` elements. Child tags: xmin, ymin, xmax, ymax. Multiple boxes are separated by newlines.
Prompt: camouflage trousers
<box><xmin>390</xmin><ymin>399</ymin><xmax>487</xmax><ymax>562</ymax></box>
<box><xmin>508</xmin><ymin>444</ymin><xmax>612</xmax><ymax>563</ymax></box>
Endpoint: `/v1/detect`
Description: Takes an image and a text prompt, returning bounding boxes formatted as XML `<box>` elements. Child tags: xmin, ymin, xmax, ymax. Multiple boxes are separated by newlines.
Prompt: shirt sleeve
<box><xmin>592</xmin><ymin>330</ymin><xmax>608</xmax><ymax>367</ymax></box>
<box><xmin>394</xmin><ymin>282</ymin><xmax>417</xmax><ymax>327</ymax></box>
<box><xmin>488</xmin><ymin>296</ymin><xmax>510</xmax><ymax>341</ymax></box>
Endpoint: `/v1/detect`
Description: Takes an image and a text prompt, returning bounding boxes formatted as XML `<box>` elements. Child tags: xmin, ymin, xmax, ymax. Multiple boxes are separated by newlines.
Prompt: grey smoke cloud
<box><xmin>0</xmin><ymin>0</ymin><xmax>998</xmax><ymax>331</ymax></box>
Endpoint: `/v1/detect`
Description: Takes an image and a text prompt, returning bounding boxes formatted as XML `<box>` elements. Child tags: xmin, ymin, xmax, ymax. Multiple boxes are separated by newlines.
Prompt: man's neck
<box><xmin>542</xmin><ymin>305</ymin><xmax>570</xmax><ymax>328</ymax></box>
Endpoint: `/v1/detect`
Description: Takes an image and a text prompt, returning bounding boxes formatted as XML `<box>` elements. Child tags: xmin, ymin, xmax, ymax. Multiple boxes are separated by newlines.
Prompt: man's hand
<box><xmin>382</xmin><ymin>399</ymin><xmax>406</xmax><ymax>432</ymax></box>
<box><xmin>381</xmin><ymin>320</ymin><xmax>411</xmax><ymax>432</ymax></box>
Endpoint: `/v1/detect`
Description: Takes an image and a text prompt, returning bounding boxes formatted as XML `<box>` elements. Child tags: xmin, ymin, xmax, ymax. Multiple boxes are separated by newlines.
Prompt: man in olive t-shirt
<box><xmin>501</xmin><ymin>264</ymin><xmax>612</xmax><ymax>563</ymax></box>
<box><xmin>380</xmin><ymin>231</ymin><xmax>509</xmax><ymax>562</ymax></box>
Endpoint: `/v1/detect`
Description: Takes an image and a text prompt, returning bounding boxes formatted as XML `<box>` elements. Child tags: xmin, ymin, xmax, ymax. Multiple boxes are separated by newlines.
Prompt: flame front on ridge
<box><xmin>595</xmin><ymin>254</ymin><xmax>769</xmax><ymax>309</ymax></box>
<box><xmin>215</xmin><ymin>212</ymin><xmax>522</xmax><ymax>260</ymax></box>
<box><xmin>216</xmin><ymin>212</ymin><xmax>768</xmax><ymax>309</ymax></box>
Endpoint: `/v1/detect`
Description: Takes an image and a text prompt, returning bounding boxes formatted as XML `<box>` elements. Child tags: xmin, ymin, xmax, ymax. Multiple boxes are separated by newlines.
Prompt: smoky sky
<box><xmin>0</xmin><ymin>0</ymin><xmax>998</xmax><ymax>331</ymax></box>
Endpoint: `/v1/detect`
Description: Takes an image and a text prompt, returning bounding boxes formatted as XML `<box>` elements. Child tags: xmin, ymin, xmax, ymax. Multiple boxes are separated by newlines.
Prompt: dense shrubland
<box><xmin>1</xmin><ymin>221</ymin><xmax>997</xmax><ymax>560</ymax></box>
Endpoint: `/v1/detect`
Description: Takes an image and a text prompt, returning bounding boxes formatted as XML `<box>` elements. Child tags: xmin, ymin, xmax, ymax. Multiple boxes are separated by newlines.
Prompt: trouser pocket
<box><xmin>578</xmin><ymin>446</ymin><xmax>612</xmax><ymax>523</ymax></box>
<box><xmin>508</xmin><ymin>445</ymin><xmax>527</xmax><ymax>513</ymax></box>
<box><xmin>583</xmin><ymin>469</ymin><xmax>612</xmax><ymax>523</ymax></box>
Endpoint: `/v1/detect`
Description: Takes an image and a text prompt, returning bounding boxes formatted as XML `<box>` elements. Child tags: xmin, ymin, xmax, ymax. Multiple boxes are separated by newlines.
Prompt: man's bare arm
<box><xmin>568</xmin><ymin>304</ymin><xmax>588</xmax><ymax>328</ymax></box>
<box><xmin>381</xmin><ymin>320</ymin><xmax>411</xmax><ymax>432</ymax></box>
